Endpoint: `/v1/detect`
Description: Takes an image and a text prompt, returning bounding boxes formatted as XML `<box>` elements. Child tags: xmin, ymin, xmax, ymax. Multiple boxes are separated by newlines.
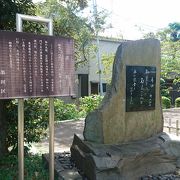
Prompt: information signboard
<box><xmin>0</xmin><ymin>31</ymin><xmax>75</xmax><ymax>99</ymax></box>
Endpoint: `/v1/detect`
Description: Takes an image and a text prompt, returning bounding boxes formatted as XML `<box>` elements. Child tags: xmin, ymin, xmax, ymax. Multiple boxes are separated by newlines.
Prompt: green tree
<box><xmin>158</xmin><ymin>23</ymin><xmax>180</xmax><ymax>79</ymax></box>
<box><xmin>142</xmin><ymin>23</ymin><xmax>180</xmax><ymax>105</ymax></box>
<box><xmin>0</xmin><ymin>0</ymin><xmax>107</xmax><ymax>156</ymax></box>
<box><xmin>169</xmin><ymin>22</ymin><xmax>180</xmax><ymax>41</ymax></box>
<box><xmin>102</xmin><ymin>23</ymin><xmax>180</xmax><ymax>84</ymax></box>
<box><xmin>0</xmin><ymin>0</ymin><xmax>36</xmax><ymax>156</ymax></box>
<box><xmin>143</xmin><ymin>23</ymin><xmax>180</xmax><ymax>79</ymax></box>
<box><xmin>0</xmin><ymin>0</ymin><xmax>35</xmax><ymax>31</ymax></box>
<box><xmin>36</xmin><ymin>0</ymin><xmax>107</xmax><ymax>67</ymax></box>
<box><xmin>101</xmin><ymin>53</ymin><xmax>115</xmax><ymax>83</ymax></box>
<box><xmin>143</xmin><ymin>32</ymin><xmax>156</xmax><ymax>39</ymax></box>
<box><xmin>161</xmin><ymin>40</ymin><xmax>180</xmax><ymax>78</ymax></box>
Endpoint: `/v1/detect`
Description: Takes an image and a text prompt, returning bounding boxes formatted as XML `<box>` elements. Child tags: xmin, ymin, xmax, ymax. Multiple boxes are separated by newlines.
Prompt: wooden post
<box><xmin>49</xmin><ymin>97</ymin><xmax>54</xmax><ymax>180</ymax></box>
<box><xmin>169</xmin><ymin>118</ymin><xmax>171</xmax><ymax>133</ymax></box>
<box><xmin>16</xmin><ymin>14</ymin><xmax>54</xmax><ymax>180</ymax></box>
<box><xmin>176</xmin><ymin>120</ymin><xmax>179</xmax><ymax>136</ymax></box>
<box><xmin>48</xmin><ymin>18</ymin><xmax>54</xmax><ymax>180</ymax></box>
<box><xmin>18</xmin><ymin>99</ymin><xmax>24</xmax><ymax>180</ymax></box>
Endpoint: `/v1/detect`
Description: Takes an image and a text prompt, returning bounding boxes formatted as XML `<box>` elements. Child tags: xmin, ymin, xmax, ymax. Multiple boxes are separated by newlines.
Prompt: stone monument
<box><xmin>71</xmin><ymin>39</ymin><xmax>180</xmax><ymax>180</ymax></box>
<box><xmin>84</xmin><ymin>39</ymin><xmax>162</xmax><ymax>144</ymax></box>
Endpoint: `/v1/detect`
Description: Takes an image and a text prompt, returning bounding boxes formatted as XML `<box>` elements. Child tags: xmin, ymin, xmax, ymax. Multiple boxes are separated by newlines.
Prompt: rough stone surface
<box><xmin>83</xmin><ymin>39</ymin><xmax>163</xmax><ymax>144</ymax></box>
<box><xmin>42</xmin><ymin>152</ymin><xmax>82</xmax><ymax>180</ymax></box>
<box><xmin>141</xmin><ymin>174</ymin><xmax>180</xmax><ymax>180</ymax></box>
<box><xmin>71</xmin><ymin>133</ymin><xmax>180</xmax><ymax>180</ymax></box>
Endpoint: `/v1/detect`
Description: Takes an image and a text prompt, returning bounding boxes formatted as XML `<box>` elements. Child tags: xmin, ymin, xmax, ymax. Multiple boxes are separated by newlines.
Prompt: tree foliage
<box><xmin>143</xmin><ymin>23</ymin><xmax>180</xmax><ymax>79</ymax></box>
<box><xmin>6</xmin><ymin>98</ymin><xmax>81</xmax><ymax>154</ymax></box>
<box><xmin>79</xmin><ymin>95</ymin><xmax>103</xmax><ymax>116</ymax></box>
<box><xmin>102</xmin><ymin>22</ymin><xmax>180</xmax><ymax>85</ymax></box>
<box><xmin>0</xmin><ymin>0</ymin><xmax>35</xmax><ymax>31</ymax></box>
<box><xmin>0</xmin><ymin>0</ymin><xmax>107</xmax><ymax>155</ymax></box>
<box><xmin>161</xmin><ymin>40</ymin><xmax>180</xmax><ymax>78</ymax></box>
<box><xmin>158</xmin><ymin>23</ymin><xmax>180</xmax><ymax>79</ymax></box>
<box><xmin>169</xmin><ymin>22</ymin><xmax>180</xmax><ymax>41</ymax></box>
<box><xmin>36</xmin><ymin>0</ymin><xmax>107</xmax><ymax>67</ymax></box>
<box><xmin>101</xmin><ymin>53</ymin><xmax>114</xmax><ymax>83</ymax></box>
<box><xmin>0</xmin><ymin>0</ymin><xmax>36</xmax><ymax>156</ymax></box>
<box><xmin>6</xmin><ymin>99</ymin><xmax>49</xmax><ymax>153</ymax></box>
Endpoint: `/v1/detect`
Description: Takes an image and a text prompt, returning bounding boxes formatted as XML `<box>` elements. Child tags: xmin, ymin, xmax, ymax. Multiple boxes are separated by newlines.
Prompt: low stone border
<box><xmin>42</xmin><ymin>152</ymin><xmax>84</xmax><ymax>180</ymax></box>
<box><xmin>42</xmin><ymin>151</ymin><xmax>180</xmax><ymax>180</ymax></box>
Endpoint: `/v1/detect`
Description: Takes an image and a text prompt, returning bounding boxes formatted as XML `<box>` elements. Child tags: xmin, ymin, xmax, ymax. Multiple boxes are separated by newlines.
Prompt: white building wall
<box><xmin>76</xmin><ymin>37</ymin><xmax>122</xmax><ymax>97</ymax></box>
<box><xmin>89</xmin><ymin>38</ymin><xmax>120</xmax><ymax>83</ymax></box>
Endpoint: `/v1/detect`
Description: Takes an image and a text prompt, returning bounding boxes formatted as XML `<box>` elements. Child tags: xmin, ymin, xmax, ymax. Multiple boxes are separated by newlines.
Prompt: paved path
<box><xmin>31</xmin><ymin>108</ymin><xmax>180</xmax><ymax>154</ymax></box>
<box><xmin>31</xmin><ymin>119</ymin><xmax>84</xmax><ymax>153</ymax></box>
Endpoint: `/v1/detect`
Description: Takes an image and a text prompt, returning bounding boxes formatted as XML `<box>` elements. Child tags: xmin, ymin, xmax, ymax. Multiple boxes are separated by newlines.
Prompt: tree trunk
<box><xmin>0</xmin><ymin>100</ymin><xmax>9</xmax><ymax>157</ymax></box>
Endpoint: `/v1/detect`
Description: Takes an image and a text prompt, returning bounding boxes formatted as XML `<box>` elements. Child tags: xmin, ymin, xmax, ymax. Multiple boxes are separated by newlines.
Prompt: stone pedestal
<box><xmin>71</xmin><ymin>133</ymin><xmax>180</xmax><ymax>180</ymax></box>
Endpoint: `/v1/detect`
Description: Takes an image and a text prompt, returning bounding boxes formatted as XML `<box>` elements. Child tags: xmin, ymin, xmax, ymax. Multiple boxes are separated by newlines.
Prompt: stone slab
<box><xmin>42</xmin><ymin>153</ymin><xmax>82</xmax><ymax>180</ymax></box>
<box><xmin>58</xmin><ymin>170</ymin><xmax>82</xmax><ymax>180</ymax></box>
<box><xmin>71</xmin><ymin>133</ymin><xmax>180</xmax><ymax>180</ymax></box>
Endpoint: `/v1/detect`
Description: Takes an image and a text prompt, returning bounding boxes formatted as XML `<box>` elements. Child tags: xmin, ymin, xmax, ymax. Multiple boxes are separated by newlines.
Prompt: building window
<box><xmin>78</xmin><ymin>74</ymin><xmax>88</xmax><ymax>97</ymax></box>
<box><xmin>102</xmin><ymin>83</ymin><xmax>107</xmax><ymax>93</ymax></box>
<box><xmin>91</xmin><ymin>82</ymin><xmax>107</xmax><ymax>95</ymax></box>
<box><xmin>91</xmin><ymin>82</ymin><xmax>98</xmax><ymax>94</ymax></box>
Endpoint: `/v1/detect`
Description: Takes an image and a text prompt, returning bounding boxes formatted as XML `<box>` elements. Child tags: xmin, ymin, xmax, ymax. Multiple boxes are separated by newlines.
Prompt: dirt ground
<box><xmin>31</xmin><ymin>108</ymin><xmax>180</xmax><ymax>154</ymax></box>
<box><xmin>31</xmin><ymin>119</ymin><xmax>85</xmax><ymax>153</ymax></box>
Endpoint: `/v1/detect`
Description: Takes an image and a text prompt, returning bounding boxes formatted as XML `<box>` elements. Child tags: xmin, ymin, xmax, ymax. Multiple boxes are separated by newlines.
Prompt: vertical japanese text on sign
<box><xmin>0</xmin><ymin>31</ymin><xmax>75</xmax><ymax>99</ymax></box>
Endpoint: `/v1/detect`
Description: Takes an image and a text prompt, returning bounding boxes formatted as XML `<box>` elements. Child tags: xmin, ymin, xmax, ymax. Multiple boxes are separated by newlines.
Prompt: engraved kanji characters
<box><xmin>0</xmin><ymin>70</ymin><xmax>6</xmax><ymax>94</ymax></box>
<box><xmin>127</xmin><ymin>66</ymin><xmax>156</xmax><ymax>110</ymax></box>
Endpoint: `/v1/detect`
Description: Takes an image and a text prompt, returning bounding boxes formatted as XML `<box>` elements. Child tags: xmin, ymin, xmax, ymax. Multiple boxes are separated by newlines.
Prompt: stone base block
<box><xmin>70</xmin><ymin>133</ymin><xmax>180</xmax><ymax>180</ymax></box>
<box><xmin>42</xmin><ymin>153</ymin><xmax>82</xmax><ymax>180</ymax></box>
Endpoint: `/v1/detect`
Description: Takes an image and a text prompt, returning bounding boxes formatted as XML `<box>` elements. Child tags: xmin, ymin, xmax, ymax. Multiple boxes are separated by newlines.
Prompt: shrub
<box><xmin>79</xmin><ymin>95</ymin><xmax>103</xmax><ymax>117</ymax></box>
<box><xmin>175</xmin><ymin>97</ymin><xmax>180</xmax><ymax>107</ymax></box>
<box><xmin>6</xmin><ymin>96</ymin><xmax>103</xmax><ymax>154</ymax></box>
<box><xmin>161</xmin><ymin>96</ymin><xmax>171</xmax><ymax>109</ymax></box>
<box><xmin>173</xmin><ymin>77</ymin><xmax>180</xmax><ymax>85</ymax></box>
<box><xmin>54</xmin><ymin>99</ymin><xmax>79</xmax><ymax>121</ymax></box>
<box><xmin>160</xmin><ymin>78</ymin><xmax>170</xmax><ymax>98</ymax></box>
<box><xmin>6</xmin><ymin>98</ymin><xmax>79</xmax><ymax>154</ymax></box>
<box><xmin>0</xmin><ymin>154</ymin><xmax>49</xmax><ymax>179</ymax></box>
<box><xmin>161</xmin><ymin>88</ymin><xmax>170</xmax><ymax>98</ymax></box>
<box><xmin>6</xmin><ymin>99</ymin><xmax>49</xmax><ymax>153</ymax></box>
<box><xmin>160</xmin><ymin>78</ymin><xmax>165</xmax><ymax>84</ymax></box>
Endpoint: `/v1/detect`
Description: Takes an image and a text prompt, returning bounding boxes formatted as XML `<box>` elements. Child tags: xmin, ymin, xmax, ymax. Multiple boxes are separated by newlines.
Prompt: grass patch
<box><xmin>0</xmin><ymin>154</ymin><xmax>49</xmax><ymax>180</ymax></box>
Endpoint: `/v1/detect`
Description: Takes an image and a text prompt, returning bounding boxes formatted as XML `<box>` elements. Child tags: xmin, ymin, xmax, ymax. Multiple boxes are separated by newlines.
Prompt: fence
<box><xmin>164</xmin><ymin>119</ymin><xmax>179</xmax><ymax>136</ymax></box>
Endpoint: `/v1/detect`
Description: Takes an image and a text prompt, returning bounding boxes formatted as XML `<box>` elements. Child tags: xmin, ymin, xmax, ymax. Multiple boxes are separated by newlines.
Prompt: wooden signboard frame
<box><xmin>16</xmin><ymin>14</ymin><xmax>54</xmax><ymax>180</ymax></box>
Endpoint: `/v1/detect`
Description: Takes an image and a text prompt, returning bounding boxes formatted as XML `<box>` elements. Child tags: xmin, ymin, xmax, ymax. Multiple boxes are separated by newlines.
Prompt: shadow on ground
<box><xmin>31</xmin><ymin>108</ymin><xmax>180</xmax><ymax>154</ymax></box>
<box><xmin>31</xmin><ymin>119</ymin><xmax>84</xmax><ymax>153</ymax></box>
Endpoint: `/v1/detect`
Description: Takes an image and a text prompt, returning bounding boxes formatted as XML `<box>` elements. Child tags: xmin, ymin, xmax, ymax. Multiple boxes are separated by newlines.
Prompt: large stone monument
<box><xmin>71</xmin><ymin>39</ymin><xmax>180</xmax><ymax>180</ymax></box>
<box><xmin>84</xmin><ymin>39</ymin><xmax>162</xmax><ymax>144</ymax></box>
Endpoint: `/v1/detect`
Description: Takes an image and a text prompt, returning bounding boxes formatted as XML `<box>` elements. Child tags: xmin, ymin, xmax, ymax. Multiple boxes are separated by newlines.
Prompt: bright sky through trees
<box><xmin>33</xmin><ymin>0</ymin><xmax>180</xmax><ymax>40</ymax></box>
<box><xmin>95</xmin><ymin>0</ymin><xmax>180</xmax><ymax>39</ymax></box>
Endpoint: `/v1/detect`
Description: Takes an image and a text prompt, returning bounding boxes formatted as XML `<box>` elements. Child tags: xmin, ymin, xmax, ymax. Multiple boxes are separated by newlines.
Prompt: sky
<box><xmin>94</xmin><ymin>0</ymin><xmax>180</xmax><ymax>40</ymax></box>
<box><xmin>33</xmin><ymin>0</ymin><xmax>180</xmax><ymax>40</ymax></box>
